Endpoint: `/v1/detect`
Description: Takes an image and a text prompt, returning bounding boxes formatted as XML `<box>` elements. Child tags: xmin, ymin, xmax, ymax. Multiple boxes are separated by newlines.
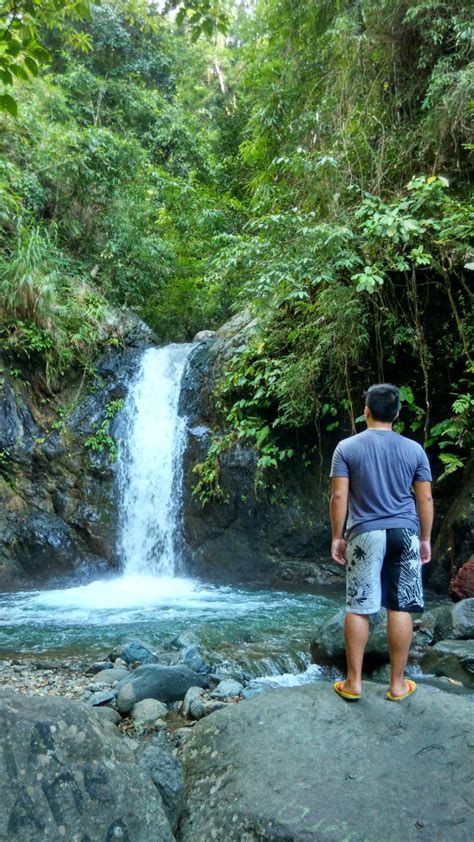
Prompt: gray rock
<box><xmin>180</xmin><ymin>681</ymin><xmax>474</xmax><ymax>842</ymax></box>
<box><xmin>87</xmin><ymin>688</ymin><xmax>116</xmax><ymax>706</ymax></box>
<box><xmin>211</xmin><ymin>678</ymin><xmax>244</xmax><ymax>699</ymax></box>
<box><xmin>192</xmin><ymin>330</ymin><xmax>217</xmax><ymax>342</ymax></box>
<box><xmin>116</xmin><ymin>665</ymin><xmax>208</xmax><ymax>714</ymax></box>
<box><xmin>88</xmin><ymin>660</ymin><xmax>113</xmax><ymax>674</ymax></box>
<box><xmin>452</xmin><ymin>598</ymin><xmax>474</xmax><ymax>638</ymax></box>
<box><xmin>180</xmin><ymin>645</ymin><xmax>210</xmax><ymax>674</ymax></box>
<box><xmin>138</xmin><ymin>733</ymin><xmax>184</xmax><ymax>830</ymax></box>
<box><xmin>181</xmin><ymin>686</ymin><xmax>206</xmax><ymax>719</ymax></box>
<box><xmin>91</xmin><ymin>706</ymin><xmax>122</xmax><ymax>725</ymax></box>
<box><xmin>0</xmin><ymin>690</ymin><xmax>174</xmax><ymax>841</ymax></box>
<box><xmin>420</xmin><ymin>639</ymin><xmax>474</xmax><ymax>687</ymax></box>
<box><xmin>118</xmin><ymin>639</ymin><xmax>159</xmax><ymax>664</ymax></box>
<box><xmin>94</xmin><ymin>666</ymin><xmax>129</xmax><ymax>684</ymax></box>
<box><xmin>131</xmin><ymin>698</ymin><xmax>169</xmax><ymax>724</ymax></box>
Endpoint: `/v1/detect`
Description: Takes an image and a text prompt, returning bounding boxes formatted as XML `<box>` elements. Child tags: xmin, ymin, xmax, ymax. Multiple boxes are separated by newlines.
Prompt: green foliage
<box><xmin>0</xmin><ymin>0</ymin><xmax>92</xmax><ymax>115</ymax></box>
<box><xmin>85</xmin><ymin>398</ymin><xmax>124</xmax><ymax>462</ymax></box>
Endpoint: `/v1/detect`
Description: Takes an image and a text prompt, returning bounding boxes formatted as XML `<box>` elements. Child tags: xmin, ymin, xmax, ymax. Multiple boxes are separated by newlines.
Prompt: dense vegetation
<box><xmin>1</xmin><ymin>0</ymin><xmax>472</xmax><ymax>494</ymax></box>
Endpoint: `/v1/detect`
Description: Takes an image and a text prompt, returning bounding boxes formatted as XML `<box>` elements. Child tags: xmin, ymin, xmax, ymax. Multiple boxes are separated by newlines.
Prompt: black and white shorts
<box><xmin>345</xmin><ymin>528</ymin><xmax>423</xmax><ymax>614</ymax></box>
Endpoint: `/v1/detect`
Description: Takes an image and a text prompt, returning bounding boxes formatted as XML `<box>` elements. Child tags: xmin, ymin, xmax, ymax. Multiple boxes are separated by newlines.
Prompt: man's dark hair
<box><xmin>365</xmin><ymin>383</ymin><xmax>400</xmax><ymax>422</ymax></box>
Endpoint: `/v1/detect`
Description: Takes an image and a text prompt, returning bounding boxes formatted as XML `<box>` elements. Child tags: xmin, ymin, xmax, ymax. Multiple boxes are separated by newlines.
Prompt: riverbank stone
<box><xmin>179</xmin><ymin>681</ymin><xmax>474</xmax><ymax>842</ymax></box>
<box><xmin>138</xmin><ymin>733</ymin><xmax>184</xmax><ymax>831</ymax></box>
<box><xmin>420</xmin><ymin>639</ymin><xmax>474</xmax><ymax>687</ymax></box>
<box><xmin>131</xmin><ymin>698</ymin><xmax>169</xmax><ymax>724</ymax></box>
<box><xmin>211</xmin><ymin>678</ymin><xmax>244</xmax><ymax>699</ymax></box>
<box><xmin>117</xmin><ymin>639</ymin><xmax>159</xmax><ymax>664</ymax></box>
<box><xmin>0</xmin><ymin>690</ymin><xmax>174</xmax><ymax>842</ymax></box>
<box><xmin>116</xmin><ymin>664</ymin><xmax>208</xmax><ymax>714</ymax></box>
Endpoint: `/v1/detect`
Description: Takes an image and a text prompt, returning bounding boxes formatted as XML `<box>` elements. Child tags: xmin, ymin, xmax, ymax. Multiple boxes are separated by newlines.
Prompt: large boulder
<box><xmin>310</xmin><ymin>607</ymin><xmax>432</xmax><ymax>668</ymax></box>
<box><xmin>0</xmin><ymin>690</ymin><xmax>174</xmax><ymax>841</ymax></box>
<box><xmin>116</xmin><ymin>665</ymin><xmax>209</xmax><ymax>714</ymax></box>
<box><xmin>420</xmin><ymin>639</ymin><xmax>474</xmax><ymax>688</ymax></box>
<box><xmin>179</xmin><ymin>681</ymin><xmax>474</xmax><ymax>841</ymax></box>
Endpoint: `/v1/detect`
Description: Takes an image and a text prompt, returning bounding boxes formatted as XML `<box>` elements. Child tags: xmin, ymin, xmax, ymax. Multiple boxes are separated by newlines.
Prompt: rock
<box><xmin>420</xmin><ymin>639</ymin><xmax>474</xmax><ymax>687</ymax></box>
<box><xmin>181</xmin><ymin>686</ymin><xmax>206</xmax><ymax>720</ymax></box>
<box><xmin>88</xmin><ymin>661</ymin><xmax>113</xmax><ymax>674</ymax></box>
<box><xmin>450</xmin><ymin>558</ymin><xmax>474</xmax><ymax>600</ymax></box>
<box><xmin>179</xmin><ymin>682</ymin><xmax>474</xmax><ymax>842</ymax></box>
<box><xmin>192</xmin><ymin>330</ymin><xmax>217</xmax><ymax>342</ymax></box>
<box><xmin>452</xmin><ymin>598</ymin><xmax>474</xmax><ymax>637</ymax></box>
<box><xmin>91</xmin><ymin>706</ymin><xmax>122</xmax><ymax>725</ymax></box>
<box><xmin>180</xmin><ymin>645</ymin><xmax>210</xmax><ymax>674</ymax></box>
<box><xmin>311</xmin><ymin>607</ymin><xmax>434</xmax><ymax>667</ymax></box>
<box><xmin>87</xmin><ymin>688</ymin><xmax>116</xmax><ymax>706</ymax></box>
<box><xmin>117</xmin><ymin>639</ymin><xmax>159</xmax><ymax>665</ymax></box>
<box><xmin>116</xmin><ymin>665</ymin><xmax>208</xmax><ymax>714</ymax></box>
<box><xmin>0</xmin><ymin>690</ymin><xmax>174</xmax><ymax>841</ymax></box>
<box><xmin>131</xmin><ymin>698</ymin><xmax>169</xmax><ymax>724</ymax></box>
<box><xmin>211</xmin><ymin>678</ymin><xmax>244</xmax><ymax>699</ymax></box>
<box><xmin>138</xmin><ymin>733</ymin><xmax>184</xmax><ymax>831</ymax></box>
<box><xmin>428</xmin><ymin>599</ymin><xmax>474</xmax><ymax>641</ymax></box>
<box><xmin>94</xmin><ymin>666</ymin><xmax>129</xmax><ymax>684</ymax></box>
<box><xmin>179</xmin><ymin>312</ymin><xmax>341</xmax><ymax>587</ymax></box>
<box><xmin>13</xmin><ymin>511</ymin><xmax>83</xmax><ymax>576</ymax></box>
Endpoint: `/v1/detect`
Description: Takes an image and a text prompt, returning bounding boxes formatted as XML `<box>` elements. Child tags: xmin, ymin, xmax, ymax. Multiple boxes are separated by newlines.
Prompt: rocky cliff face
<box><xmin>180</xmin><ymin>313</ymin><xmax>341</xmax><ymax>586</ymax></box>
<box><xmin>0</xmin><ymin>312</ymin><xmax>155</xmax><ymax>588</ymax></box>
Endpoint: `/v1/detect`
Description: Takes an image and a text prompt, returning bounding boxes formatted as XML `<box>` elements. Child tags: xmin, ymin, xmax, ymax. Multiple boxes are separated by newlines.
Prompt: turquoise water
<box><xmin>0</xmin><ymin>574</ymin><xmax>343</xmax><ymax>677</ymax></box>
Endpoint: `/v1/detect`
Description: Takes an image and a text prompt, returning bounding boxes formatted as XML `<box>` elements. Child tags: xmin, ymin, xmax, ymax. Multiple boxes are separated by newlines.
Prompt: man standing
<box><xmin>330</xmin><ymin>383</ymin><xmax>433</xmax><ymax>701</ymax></box>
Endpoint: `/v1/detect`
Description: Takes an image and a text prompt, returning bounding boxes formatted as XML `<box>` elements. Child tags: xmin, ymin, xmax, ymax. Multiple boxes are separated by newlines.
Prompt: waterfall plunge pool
<box><xmin>0</xmin><ymin>574</ymin><xmax>343</xmax><ymax>679</ymax></box>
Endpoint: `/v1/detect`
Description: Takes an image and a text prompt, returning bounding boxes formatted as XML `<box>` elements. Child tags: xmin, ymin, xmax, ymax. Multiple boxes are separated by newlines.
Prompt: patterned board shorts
<box><xmin>345</xmin><ymin>528</ymin><xmax>423</xmax><ymax>614</ymax></box>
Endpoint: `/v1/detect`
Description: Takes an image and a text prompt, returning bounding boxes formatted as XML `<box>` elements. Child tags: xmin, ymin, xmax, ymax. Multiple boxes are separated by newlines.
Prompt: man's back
<box><xmin>330</xmin><ymin>429</ymin><xmax>431</xmax><ymax>539</ymax></box>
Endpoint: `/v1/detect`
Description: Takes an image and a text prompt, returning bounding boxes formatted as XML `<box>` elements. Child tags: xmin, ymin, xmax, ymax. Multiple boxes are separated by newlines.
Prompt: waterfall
<box><xmin>116</xmin><ymin>344</ymin><xmax>193</xmax><ymax>576</ymax></box>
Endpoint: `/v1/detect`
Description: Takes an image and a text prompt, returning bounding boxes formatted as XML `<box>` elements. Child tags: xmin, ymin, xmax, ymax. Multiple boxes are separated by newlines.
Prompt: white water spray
<box><xmin>116</xmin><ymin>344</ymin><xmax>193</xmax><ymax>575</ymax></box>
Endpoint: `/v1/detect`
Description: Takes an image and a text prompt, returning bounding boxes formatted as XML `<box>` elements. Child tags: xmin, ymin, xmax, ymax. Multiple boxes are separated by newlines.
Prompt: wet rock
<box><xmin>211</xmin><ymin>678</ymin><xmax>244</xmax><ymax>699</ymax></box>
<box><xmin>450</xmin><ymin>558</ymin><xmax>474</xmax><ymax>601</ymax></box>
<box><xmin>138</xmin><ymin>732</ymin><xmax>184</xmax><ymax>831</ymax></box>
<box><xmin>431</xmin><ymin>460</ymin><xmax>474</xmax><ymax>592</ymax></box>
<box><xmin>180</xmin><ymin>645</ymin><xmax>210</xmax><ymax>674</ymax></box>
<box><xmin>131</xmin><ymin>699</ymin><xmax>169</xmax><ymax>724</ymax></box>
<box><xmin>179</xmin><ymin>682</ymin><xmax>474</xmax><ymax>842</ymax></box>
<box><xmin>13</xmin><ymin>511</ymin><xmax>83</xmax><ymax>576</ymax></box>
<box><xmin>420</xmin><ymin>639</ymin><xmax>474</xmax><ymax>687</ymax></box>
<box><xmin>117</xmin><ymin>639</ymin><xmax>159</xmax><ymax>665</ymax></box>
<box><xmin>0</xmin><ymin>690</ymin><xmax>174</xmax><ymax>841</ymax></box>
<box><xmin>193</xmin><ymin>330</ymin><xmax>217</xmax><ymax>342</ymax></box>
<box><xmin>116</xmin><ymin>665</ymin><xmax>208</xmax><ymax>714</ymax></box>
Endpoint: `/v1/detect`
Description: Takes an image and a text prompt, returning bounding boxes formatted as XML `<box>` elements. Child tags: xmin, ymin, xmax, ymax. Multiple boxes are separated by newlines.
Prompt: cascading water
<box><xmin>0</xmin><ymin>341</ymin><xmax>343</xmax><ymax>681</ymax></box>
<box><xmin>116</xmin><ymin>344</ymin><xmax>193</xmax><ymax>576</ymax></box>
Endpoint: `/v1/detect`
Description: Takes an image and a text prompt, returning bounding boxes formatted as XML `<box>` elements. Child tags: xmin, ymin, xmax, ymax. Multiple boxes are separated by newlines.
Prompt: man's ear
<box><xmin>364</xmin><ymin>405</ymin><xmax>370</xmax><ymax>419</ymax></box>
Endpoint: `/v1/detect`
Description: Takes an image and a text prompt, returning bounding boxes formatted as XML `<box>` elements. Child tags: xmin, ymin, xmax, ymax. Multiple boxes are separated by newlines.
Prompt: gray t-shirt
<box><xmin>330</xmin><ymin>429</ymin><xmax>432</xmax><ymax>539</ymax></box>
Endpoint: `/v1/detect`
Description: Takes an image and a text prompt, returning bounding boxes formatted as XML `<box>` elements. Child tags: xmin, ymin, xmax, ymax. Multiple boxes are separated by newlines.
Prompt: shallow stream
<box><xmin>0</xmin><ymin>574</ymin><xmax>343</xmax><ymax>678</ymax></box>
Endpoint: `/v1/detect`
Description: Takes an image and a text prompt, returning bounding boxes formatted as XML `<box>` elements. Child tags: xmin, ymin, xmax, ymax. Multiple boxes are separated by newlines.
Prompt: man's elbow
<box><xmin>417</xmin><ymin>492</ymin><xmax>433</xmax><ymax>504</ymax></box>
<box><xmin>331</xmin><ymin>491</ymin><xmax>347</xmax><ymax>503</ymax></box>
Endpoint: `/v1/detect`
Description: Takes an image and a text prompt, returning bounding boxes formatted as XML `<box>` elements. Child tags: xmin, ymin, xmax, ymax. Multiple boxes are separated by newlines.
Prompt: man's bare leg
<box><xmin>387</xmin><ymin>609</ymin><xmax>413</xmax><ymax>696</ymax></box>
<box><xmin>340</xmin><ymin>612</ymin><xmax>369</xmax><ymax>695</ymax></box>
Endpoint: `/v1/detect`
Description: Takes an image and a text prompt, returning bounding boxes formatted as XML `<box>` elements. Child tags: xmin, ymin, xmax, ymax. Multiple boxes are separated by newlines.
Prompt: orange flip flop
<box><xmin>333</xmin><ymin>681</ymin><xmax>361</xmax><ymax>702</ymax></box>
<box><xmin>385</xmin><ymin>679</ymin><xmax>417</xmax><ymax>702</ymax></box>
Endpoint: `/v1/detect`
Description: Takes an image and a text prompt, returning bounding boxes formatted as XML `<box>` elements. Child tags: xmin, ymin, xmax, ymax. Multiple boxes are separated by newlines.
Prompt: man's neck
<box><xmin>366</xmin><ymin>419</ymin><xmax>393</xmax><ymax>431</ymax></box>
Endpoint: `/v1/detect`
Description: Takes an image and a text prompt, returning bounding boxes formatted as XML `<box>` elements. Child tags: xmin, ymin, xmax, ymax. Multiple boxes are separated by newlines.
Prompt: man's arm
<box><xmin>330</xmin><ymin>476</ymin><xmax>349</xmax><ymax>565</ymax></box>
<box><xmin>413</xmin><ymin>480</ymin><xmax>433</xmax><ymax>564</ymax></box>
